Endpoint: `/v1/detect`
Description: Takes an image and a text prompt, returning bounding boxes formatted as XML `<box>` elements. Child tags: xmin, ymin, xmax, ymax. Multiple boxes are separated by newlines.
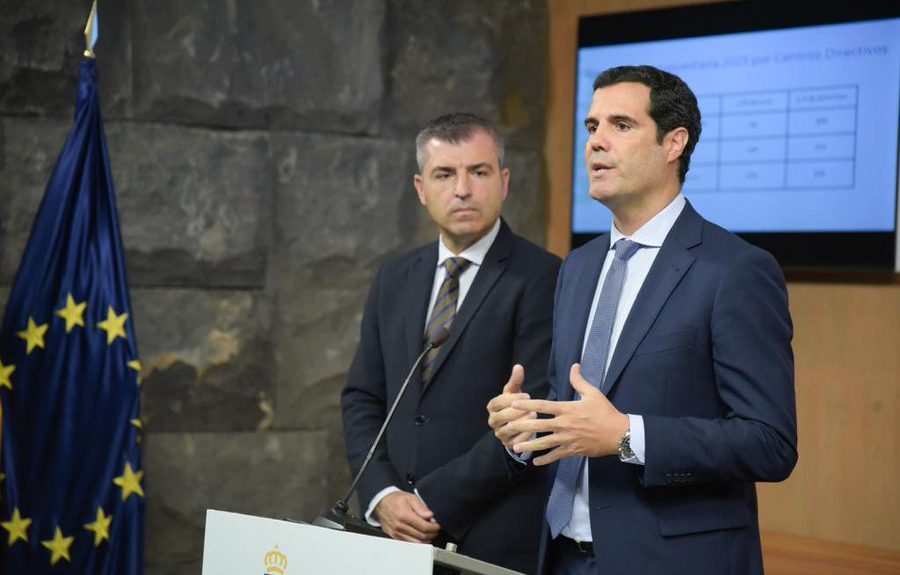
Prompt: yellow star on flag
<box><xmin>97</xmin><ymin>306</ymin><xmax>128</xmax><ymax>345</ymax></box>
<box><xmin>128</xmin><ymin>359</ymin><xmax>143</xmax><ymax>385</ymax></box>
<box><xmin>131</xmin><ymin>418</ymin><xmax>143</xmax><ymax>443</ymax></box>
<box><xmin>0</xmin><ymin>359</ymin><xmax>14</xmax><ymax>391</ymax></box>
<box><xmin>55</xmin><ymin>294</ymin><xmax>87</xmax><ymax>333</ymax></box>
<box><xmin>41</xmin><ymin>526</ymin><xmax>74</xmax><ymax>565</ymax></box>
<box><xmin>2</xmin><ymin>507</ymin><xmax>32</xmax><ymax>546</ymax></box>
<box><xmin>84</xmin><ymin>507</ymin><xmax>112</xmax><ymax>547</ymax></box>
<box><xmin>113</xmin><ymin>461</ymin><xmax>144</xmax><ymax>501</ymax></box>
<box><xmin>16</xmin><ymin>316</ymin><xmax>48</xmax><ymax>354</ymax></box>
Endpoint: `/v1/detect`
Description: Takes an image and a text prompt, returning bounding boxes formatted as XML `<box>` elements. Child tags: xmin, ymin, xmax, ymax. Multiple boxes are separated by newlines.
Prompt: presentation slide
<box><xmin>572</xmin><ymin>17</ymin><xmax>900</xmax><ymax>234</ymax></box>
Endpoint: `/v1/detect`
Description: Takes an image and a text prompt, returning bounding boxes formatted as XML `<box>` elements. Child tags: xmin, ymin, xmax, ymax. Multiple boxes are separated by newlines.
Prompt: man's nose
<box><xmin>454</xmin><ymin>172</ymin><xmax>472</xmax><ymax>197</ymax></box>
<box><xmin>588</xmin><ymin>128</ymin><xmax>609</xmax><ymax>152</ymax></box>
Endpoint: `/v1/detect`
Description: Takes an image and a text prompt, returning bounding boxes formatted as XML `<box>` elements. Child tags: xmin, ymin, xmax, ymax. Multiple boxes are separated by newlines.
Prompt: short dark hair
<box><xmin>594</xmin><ymin>65</ymin><xmax>701</xmax><ymax>183</ymax></box>
<box><xmin>415</xmin><ymin>113</ymin><xmax>506</xmax><ymax>171</ymax></box>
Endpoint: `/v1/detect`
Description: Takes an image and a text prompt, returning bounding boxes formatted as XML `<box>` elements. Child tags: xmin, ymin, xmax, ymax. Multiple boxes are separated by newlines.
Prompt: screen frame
<box><xmin>572</xmin><ymin>1</ymin><xmax>900</xmax><ymax>272</ymax></box>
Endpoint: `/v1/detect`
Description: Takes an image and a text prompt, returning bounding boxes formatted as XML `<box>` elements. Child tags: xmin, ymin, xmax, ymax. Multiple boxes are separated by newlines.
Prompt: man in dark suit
<box><xmin>341</xmin><ymin>113</ymin><xmax>560</xmax><ymax>573</ymax></box>
<box><xmin>488</xmin><ymin>66</ymin><xmax>798</xmax><ymax>574</ymax></box>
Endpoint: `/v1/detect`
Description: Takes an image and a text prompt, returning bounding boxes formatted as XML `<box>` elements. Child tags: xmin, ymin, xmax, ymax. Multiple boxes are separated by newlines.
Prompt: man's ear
<box><xmin>500</xmin><ymin>167</ymin><xmax>510</xmax><ymax>201</ymax></box>
<box><xmin>413</xmin><ymin>174</ymin><xmax>427</xmax><ymax>206</ymax></box>
<box><xmin>666</xmin><ymin>127</ymin><xmax>689</xmax><ymax>164</ymax></box>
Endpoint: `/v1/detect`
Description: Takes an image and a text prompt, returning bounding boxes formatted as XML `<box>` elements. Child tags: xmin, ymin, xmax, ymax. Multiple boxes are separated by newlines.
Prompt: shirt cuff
<box><xmin>365</xmin><ymin>486</ymin><xmax>401</xmax><ymax>526</ymax></box>
<box><xmin>365</xmin><ymin>487</ymin><xmax>433</xmax><ymax>526</ymax></box>
<box><xmin>623</xmin><ymin>414</ymin><xmax>646</xmax><ymax>465</ymax></box>
<box><xmin>506</xmin><ymin>446</ymin><xmax>533</xmax><ymax>464</ymax></box>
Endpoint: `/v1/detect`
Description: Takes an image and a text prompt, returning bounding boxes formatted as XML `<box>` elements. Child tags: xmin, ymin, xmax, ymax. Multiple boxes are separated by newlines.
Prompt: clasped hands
<box><xmin>486</xmin><ymin>363</ymin><xmax>629</xmax><ymax>465</ymax></box>
<box><xmin>373</xmin><ymin>491</ymin><xmax>441</xmax><ymax>543</ymax></box>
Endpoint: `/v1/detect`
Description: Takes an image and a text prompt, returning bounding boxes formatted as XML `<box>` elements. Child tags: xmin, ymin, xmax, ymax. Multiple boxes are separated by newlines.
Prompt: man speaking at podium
<box><xmin>341</xmin><ymin>113</ymin><xmax>560</xmax><ymax>573</ymax></box>
<box><xmin>488</xmin><ymin>66</ymin><xmax>798</xmax><ymax>574</ymax></box>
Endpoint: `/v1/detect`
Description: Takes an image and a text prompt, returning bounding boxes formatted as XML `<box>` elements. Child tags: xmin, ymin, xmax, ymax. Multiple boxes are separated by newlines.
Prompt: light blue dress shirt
<box><xmin>561</xmin><ymin>194</ymin><xmax>686</xmax><ymax>542</ymax></box>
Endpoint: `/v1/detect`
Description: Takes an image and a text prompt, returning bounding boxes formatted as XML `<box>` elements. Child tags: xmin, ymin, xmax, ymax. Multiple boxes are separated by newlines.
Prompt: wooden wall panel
<box><xmin>758</xmin><ymin>283</ymin><xmax>900</xmax><ymax>550</ymax></box>
<box><xmin>546</xmin><ymin>0</ymin><xmax>900</xmax><ymax>553</ymax></box>
<box><xmin>762</xmin><ymin>532</ymin><xmax>900</xmax><ymax>575</ymax></box>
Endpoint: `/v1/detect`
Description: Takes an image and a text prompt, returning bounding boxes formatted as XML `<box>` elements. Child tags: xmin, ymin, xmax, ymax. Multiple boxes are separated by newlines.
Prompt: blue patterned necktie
<box><xmin>422</xmin><ymin>257</ymin><xmax>471</xmax><ymax>382</ymax></box>
<box><xmin>545</xmin><ymin>238</ymin><xmax>642</xmax><ymax>538</ymax></box>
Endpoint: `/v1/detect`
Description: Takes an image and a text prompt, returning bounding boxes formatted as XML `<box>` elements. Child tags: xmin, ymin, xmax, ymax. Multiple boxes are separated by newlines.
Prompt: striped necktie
<box><xmin>422</xmin><ymin>257</ymin><xmax>471</xmax><ymax>382</ymax></box>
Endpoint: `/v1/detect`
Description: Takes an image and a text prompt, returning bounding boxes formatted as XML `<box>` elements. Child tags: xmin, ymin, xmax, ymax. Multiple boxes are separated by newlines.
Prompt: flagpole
<box><xmin>83</xmin><ymin>0</ymin><xmax>98</xmax><ymax>59</ymax></box>
<box><xmin>1</xmin><ymin>0</ymin><xmax>144</xmax><ymax>570</ymax></box>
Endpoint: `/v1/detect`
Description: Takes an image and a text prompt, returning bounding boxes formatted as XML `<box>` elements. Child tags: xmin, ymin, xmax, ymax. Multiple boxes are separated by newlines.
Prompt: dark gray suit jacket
<box><xmin>342</xmin><ymin>219</ymin><xmax>560</xmax><ymax>573</ymax></box>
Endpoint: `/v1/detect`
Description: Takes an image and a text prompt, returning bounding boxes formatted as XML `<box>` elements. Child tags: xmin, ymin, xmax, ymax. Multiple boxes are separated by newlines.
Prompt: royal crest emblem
<box><xmin>264</xmin><ymin>545</ymin><xmax>288</xmax><ymax>575</ymax></box>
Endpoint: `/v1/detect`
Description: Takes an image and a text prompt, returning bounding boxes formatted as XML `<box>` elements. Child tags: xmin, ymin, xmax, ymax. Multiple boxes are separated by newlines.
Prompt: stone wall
<box><xmin>0</xmin><ymin>1</ymin><xmax>548</xmax><ymax>573</ymax></box>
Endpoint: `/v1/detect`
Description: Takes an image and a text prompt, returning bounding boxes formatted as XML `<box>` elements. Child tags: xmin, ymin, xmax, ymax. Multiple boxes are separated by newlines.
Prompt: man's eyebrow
<box><xmin>608</xmin><ymin>113</ymin><xmax>638</xmax><ymax>125</ymax></box>
<box><xmin>467</xmin><ymin>162</ymin><xmax>493</xmax><ymax>171</ymax></box>
<box><xmin>585</xmin><ymin>113</ymin><xmax>640</xmax><ymax>128</ymax></box>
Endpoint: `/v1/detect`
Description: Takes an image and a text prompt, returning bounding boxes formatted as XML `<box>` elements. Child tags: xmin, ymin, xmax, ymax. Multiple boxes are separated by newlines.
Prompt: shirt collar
<box><xmin>437</xmin><ymin>218</ymin><xmax>501</xmax><ymax>268</ymax></box>
<box><xmin>609</xmin><ymin>193</ymin><xmax>686</xmax><ymax>248</ymax></box>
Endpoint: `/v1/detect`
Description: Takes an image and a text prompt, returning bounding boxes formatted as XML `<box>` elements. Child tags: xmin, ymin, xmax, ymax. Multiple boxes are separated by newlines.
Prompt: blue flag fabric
<box><xmin>0</xmin><ymin>59</ymin><xmax>144</xmax><ymax>574</ymax></box>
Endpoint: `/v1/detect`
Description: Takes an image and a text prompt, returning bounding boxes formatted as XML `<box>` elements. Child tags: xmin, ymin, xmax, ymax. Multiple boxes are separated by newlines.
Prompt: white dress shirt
<box><xmin>562</xmin><ymin>194</ymin><xmax>686</xmax><ymax>542</ymax></box>
<box><xmin>365</xmin><ymin>218</ymin><xmax>502</xmax><ymax>525</ymax></box>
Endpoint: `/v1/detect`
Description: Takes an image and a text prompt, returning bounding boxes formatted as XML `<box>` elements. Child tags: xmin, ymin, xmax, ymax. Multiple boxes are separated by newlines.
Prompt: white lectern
<box><xmin>202</xmin><ymin>509</ymin><xmax>524</xmax><ymax>575</ymax></box>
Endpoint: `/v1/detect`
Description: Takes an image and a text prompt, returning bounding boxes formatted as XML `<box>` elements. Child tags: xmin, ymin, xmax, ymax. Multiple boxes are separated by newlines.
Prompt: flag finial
<box><xmin>83</xmin><ymin>0</ymin><xmax>98</xmax><ymax>59</ymax></box>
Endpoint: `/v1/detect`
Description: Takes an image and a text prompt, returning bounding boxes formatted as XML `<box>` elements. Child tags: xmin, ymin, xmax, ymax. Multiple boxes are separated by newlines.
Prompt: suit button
<box><xmin>405</xmin><ymin>473</ymin><xmax>416</xmax><ymax>486</ymax></box>
<box><xmin>414</xmin><ymin>415</ymin><xmax>426</xmax><ymax>426</ymax></box>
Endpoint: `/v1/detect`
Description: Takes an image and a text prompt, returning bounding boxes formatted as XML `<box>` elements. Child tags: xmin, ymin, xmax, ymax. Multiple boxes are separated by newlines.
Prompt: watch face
<box><xmin>619</xmin><ymin>431</ymin><xmax>634</xmax><ymax>460</ymax></box>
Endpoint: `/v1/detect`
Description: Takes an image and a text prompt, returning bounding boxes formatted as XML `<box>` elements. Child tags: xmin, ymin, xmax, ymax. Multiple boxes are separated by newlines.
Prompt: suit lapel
<box><xmin>560</xmin><ymin>236</ymin><xmax>609</xmax><ymax>401</ymax></box>
<box><xmin>421</xmin><ymin>221</ymin><xmax>512</xmax><ymax>394</ymax></box>
<box><xmin>405</xmin><ymin>242</ymin><xmax>439</xmax><ymax>386</ymax></box>
<box><xmin>601</xmin><ymin>203</ymin><xmax>703</xmax><ymax>396</ymax></box>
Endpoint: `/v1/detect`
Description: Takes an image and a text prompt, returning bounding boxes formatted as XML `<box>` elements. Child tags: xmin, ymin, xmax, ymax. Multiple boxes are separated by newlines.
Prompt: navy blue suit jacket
<box><xmin>342</xmin><ymin>220</ymin><xmax>560</xmax><ymax>573</ymax></box>
<box><xmin>537</xmin><ymin>202</ymin><xmax>797</xmax><ymax>575</ymax></box>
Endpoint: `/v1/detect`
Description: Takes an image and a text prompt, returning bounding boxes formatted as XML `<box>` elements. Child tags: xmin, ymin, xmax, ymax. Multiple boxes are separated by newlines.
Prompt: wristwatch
<box><xmin>618</xmin><ymin>429</ymin><xmax>634</xmax><ymax>461</ymax></box>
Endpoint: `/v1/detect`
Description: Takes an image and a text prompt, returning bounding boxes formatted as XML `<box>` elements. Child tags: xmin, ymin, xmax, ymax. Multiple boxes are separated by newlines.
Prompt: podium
<box><xmin>202</xmin><ymin>509</ymin><xmax>524</xmax><ymax>575</ymax></box>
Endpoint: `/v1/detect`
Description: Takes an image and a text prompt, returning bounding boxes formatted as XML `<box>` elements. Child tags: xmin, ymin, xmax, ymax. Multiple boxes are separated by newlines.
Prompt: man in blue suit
<box><xmin>488</xmin><ymin>65</ymin><xmax>798</xmax><ymax>574</ymax></box>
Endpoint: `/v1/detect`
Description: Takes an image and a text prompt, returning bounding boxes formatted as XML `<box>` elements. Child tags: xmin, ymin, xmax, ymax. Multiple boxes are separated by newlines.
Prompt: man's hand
<box><xmin>373</xmin><ymin>491</ymin><xmax>441</xmax><ymax>543</ymax></box>
<box><xmin>505</xmin><ymin>363</ymin><xmax>629</xmax><ymax>466</ymax></box>
<box><xmin>487</xmin><ymin>364</ymin><xmax>537</xmax><ymax>448</ymax></box>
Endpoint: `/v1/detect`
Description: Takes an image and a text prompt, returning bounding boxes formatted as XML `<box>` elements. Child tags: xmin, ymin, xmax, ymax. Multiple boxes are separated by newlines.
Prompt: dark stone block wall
<box><xmin>0</xmin><ymin>1</ymin><xmax>548</xmax><ymax>573</ymax></box>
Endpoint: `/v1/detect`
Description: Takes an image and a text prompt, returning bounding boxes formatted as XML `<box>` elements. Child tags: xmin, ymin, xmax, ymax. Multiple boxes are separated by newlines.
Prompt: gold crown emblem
<box><xmin>264</xmin><ymin>545</ymin><xmax>288</xmax><ymax>575</ymax></box>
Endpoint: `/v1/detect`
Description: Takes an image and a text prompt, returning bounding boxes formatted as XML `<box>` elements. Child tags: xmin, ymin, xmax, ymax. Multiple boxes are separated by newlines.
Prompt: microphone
<box><xmin>312</xmin><ymin>327</ymin><xmax>451</xmax><ymax>535</ymax></box>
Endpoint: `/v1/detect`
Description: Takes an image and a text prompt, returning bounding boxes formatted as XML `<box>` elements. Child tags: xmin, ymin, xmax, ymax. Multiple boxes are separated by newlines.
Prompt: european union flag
<box><xmin>0</xmin><ymin>57</ymin><xmax>144</xmax><ymax>574</ymax></box>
